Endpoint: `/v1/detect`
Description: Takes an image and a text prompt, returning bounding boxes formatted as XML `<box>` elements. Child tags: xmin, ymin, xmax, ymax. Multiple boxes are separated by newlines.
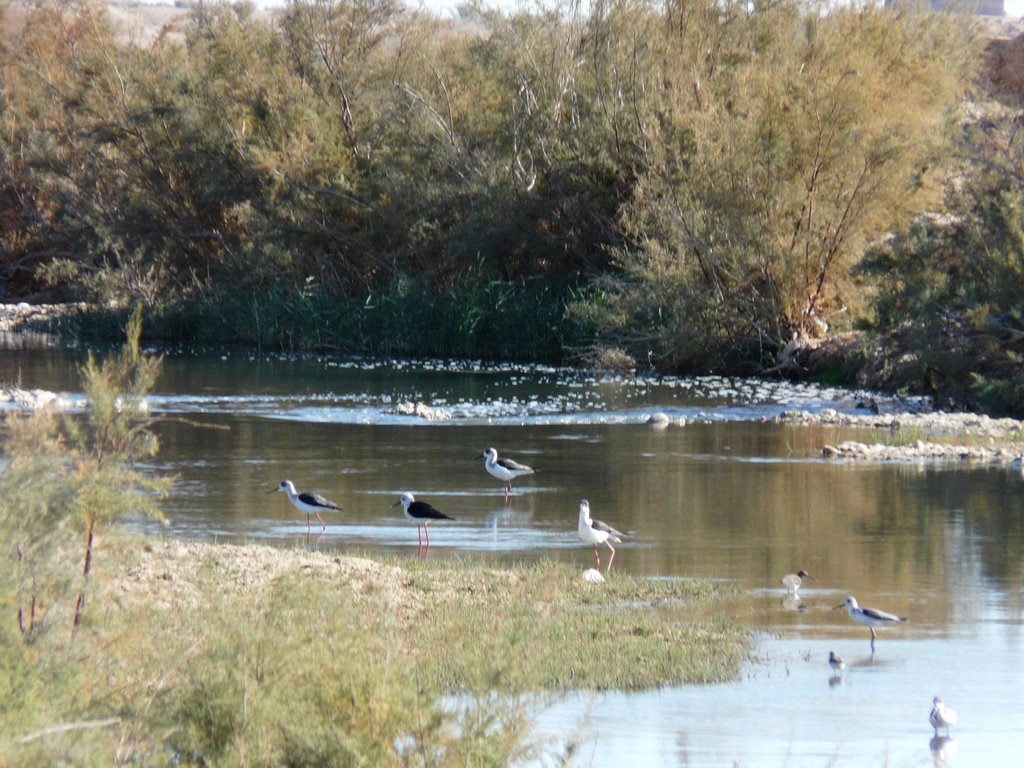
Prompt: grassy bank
<box><xmin>1</xmin><ymin>536</ymin><xmax>746</xmax><ymax>766</ymax></box>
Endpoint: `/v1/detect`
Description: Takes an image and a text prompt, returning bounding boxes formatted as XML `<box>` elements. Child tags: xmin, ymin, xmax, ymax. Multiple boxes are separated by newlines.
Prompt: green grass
<box><xmin>390</xmin><ymin>556</ymin><xmax>744</xmax><ymax>691</ymax></box>
<box><xmin>0</xmin><ymin>538</ymin><xmax>746</xmax><ymax>766</ymax></box>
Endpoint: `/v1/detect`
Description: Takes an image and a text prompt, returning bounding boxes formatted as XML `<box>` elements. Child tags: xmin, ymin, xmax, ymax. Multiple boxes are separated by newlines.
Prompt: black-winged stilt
<box><xmin>833</xmin><ymin>595</ymin><xmax>906</xmax><ymax>652</ymax></box>
<box><xmin>391</xmin><ymin>492</ymin><xmax>454</xmax><ymax>558</ymax></box>
<box><xmin>274</xmin><ymin>480</ymin><xmax>340</xmax><ymax>534</ymax></box>
<box><xmin>577</xmin><ymin>499</ymin><xmax>629</xmax><ymax>572</ymax></box>
<box><xmin>478</xmin><ymin>447</ymin><xmax>534</xmax><ymax>502</ymax></box>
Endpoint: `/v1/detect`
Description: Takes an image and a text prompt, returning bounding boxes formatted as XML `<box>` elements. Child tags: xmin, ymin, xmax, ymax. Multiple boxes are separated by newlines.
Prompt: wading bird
<box><xmin>479</xmin><ymin>447</ymin><xmax>535</xmax><ymax>502</ymax></box>
<box><xmin>391</xmin><ymin>492</ymin><xmax>454</xmax><ymax>558</ymax></box>
<box><xmin>833</xmin><ymin>596</ymin><xmax>906</xmax><ymax>652</ymax></box>
<box><xmin>828</xmin><ymin>651</ymin><xmax>845</xmax><ymax>675</ymax></box>
<box><xmin>929</xmin><ymin>696</ymin><xmax>958</xmax><ymax>737</ymax></box>
<box><xmin>577</xmin><ymin>499</ymin><xmax>629</xmax><ymax>573</ymax></box>
<box><xmin>274</xmin><ymin>480</ymin><xmax>340</xmax><ymax>535</ymax></box>
<box><xmin>780</xmin><ymin>569</ymin><xmax>815</xmax><ymax>593</ymax></box>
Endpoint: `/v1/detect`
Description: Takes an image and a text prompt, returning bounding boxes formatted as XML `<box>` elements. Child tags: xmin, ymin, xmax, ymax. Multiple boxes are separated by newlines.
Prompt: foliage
<box><xmin>859</xmin><ymin>101</ymin><xmax>1024</xmax><ymax>415</ymax></box>
<box><xmin>3</xmin><ymin>0</ymin><xmax>1010</xmax><ymax>404</ymax></box>
<box><xmin>568</xmin><ymin>0</ymin><xmax>978</xmax><ymax>371</ymax></box>
<box><xmin>0</xmin><ymin>306</ymin><xmax>167</xmax><ymax>644</ymax></box>
<box><xmin>0</xmin><ymin>407</ymin><xmax>77</xmax><ymax>642</ymax></box>
<box><xmin>0</xmin><ymin>534</ymin><xmax>746</xmax><ymax>765</ymax></box>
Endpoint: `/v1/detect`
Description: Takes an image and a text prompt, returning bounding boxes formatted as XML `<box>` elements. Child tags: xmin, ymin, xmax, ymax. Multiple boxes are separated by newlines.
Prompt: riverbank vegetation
<box><xmin>1</xmin><ymin>0</ymin><xmax>1022</xmax><ymax>414</ymax></box>
<box><xmin>0</xmin><ymin>321</ymin><xmax>746</xmax><ymax>764</ymax></box>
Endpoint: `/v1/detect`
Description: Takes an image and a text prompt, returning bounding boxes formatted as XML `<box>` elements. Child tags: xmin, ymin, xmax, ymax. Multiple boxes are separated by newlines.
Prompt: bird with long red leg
<box><xmin>391</xmin><ymin>492</ymin><xmax>454</xmax><ymax>559</ymax></box>
<box><xmin>577</xmin><ymin>499</ymin><xmax>629</xmax><ymax>572</ymax></box>
<box><xmin>274</xmin><ymin>480</ymin><xmax>340</xmax><ymax>536</ymax></box>
<box><xmin>478</xmin><ymin>447</ymin><xmax>535</xmax><ymax>503</ymax></box>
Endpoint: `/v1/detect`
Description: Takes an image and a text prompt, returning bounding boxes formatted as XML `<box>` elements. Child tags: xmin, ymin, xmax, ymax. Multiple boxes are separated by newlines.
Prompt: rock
<box><xmin>2</xmin><ymin>386</ymin><xmax>71</xmax><ymax>410</ymax></box>
<box><xmin>646</xmin><ymin>412</ymin><xmax>686</xmax><ymax>428</ymax></box>
<box><xmin>647</xmin><ymin>412</ymin><xmax>671</xmax><ymax>428</ymax></box>
<box><xmin>386</xmin><ymin>401</ymin><xmax>453</xmax><ymax>420</ymax></box>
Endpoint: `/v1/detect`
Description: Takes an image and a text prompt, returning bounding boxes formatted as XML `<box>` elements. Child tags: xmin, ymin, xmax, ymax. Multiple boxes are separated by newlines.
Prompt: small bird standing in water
<box><xmin>274</xmin><ymin>480</ymin><xmax>340</xmax><ymax>535</ymax></box>
<box><xmin>828</xmin><ymin>651</ymin><xmax>845</xmax><ymax>675</ymax></box>
<box><xmin>577</xmin><ymin>499</ymin><xmax>629</xmax><ymax>572</ymax></box>
<box><xmin>930</xmin><ymin>696</ymin><xmax>958</xmax><ymax>737</ymax></box>
<box><xmin>780</xmin><ymin>569</ymin><xmax>815</xmax><ymax>593</ymax></box>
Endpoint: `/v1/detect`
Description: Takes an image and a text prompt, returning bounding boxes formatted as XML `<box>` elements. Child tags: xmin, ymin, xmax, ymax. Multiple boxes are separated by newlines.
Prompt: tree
<box><xmin>0</xmin><ymin>306</ymin><xmax>168</xmax><ymax>641</ymax></box>
<box><xmin>571</xmin><ymin>1</ymin><xmax>978</xmax><ymax>370</ymax></box>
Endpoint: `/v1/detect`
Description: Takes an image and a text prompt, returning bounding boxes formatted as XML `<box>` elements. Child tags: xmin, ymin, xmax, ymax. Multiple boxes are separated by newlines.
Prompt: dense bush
<box><xmin>859</xmin><ymin>101</ymin><xmax>1024</xmax><ymax>414</ymax></box>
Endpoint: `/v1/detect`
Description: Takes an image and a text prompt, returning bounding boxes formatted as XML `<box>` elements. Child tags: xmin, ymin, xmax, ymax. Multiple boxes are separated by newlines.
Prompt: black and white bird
<box><xmin>274</xmin><ymin>479</ymin><xmax>340</xmax><ymax>534</ymax></box>
<box><xmin>929</xmin><ymin>696</ymin><xmax>958</xmax><ymax>737</ymax></box>
<box><xmin>391</xmin><ymin>492</ymin><xmax>454</xmax><ymax>558</ymax></box>
<box><xmin>478</xmin><ymin>447</ymin><xmax>535</xmax><ymax>502</ymax></box>
<box><xmin>577</xmin><ymin>499</ymin><xmax>629</xmax><ymax>572</ymax></box>
<box><xmin>780</xmin><ymin>569</ymin><xmax>815</xmax><ymax>593</ymax></box>
<box><xmin>833</xmin><ymin>596</ymin><xmax>907</xmax><ymax>652</ymax></box>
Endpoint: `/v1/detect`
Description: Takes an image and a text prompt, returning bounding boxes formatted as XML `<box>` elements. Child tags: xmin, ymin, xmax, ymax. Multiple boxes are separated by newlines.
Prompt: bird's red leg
<box><xmin>606</xmin><ymin>542</ymin><xmax>616</xmax><ymax>572</ymax></box>
<box><xmin>593</xmin><ymin>546</ymin><xmax>601</xmax><ymax>568</ymax></box>
<box><xmin>316</xmin><ymin>512</ymin><xmax>326</xmax><ymax>531</ymax></box>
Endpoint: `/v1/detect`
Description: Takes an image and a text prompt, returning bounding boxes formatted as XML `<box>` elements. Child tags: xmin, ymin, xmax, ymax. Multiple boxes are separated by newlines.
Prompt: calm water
<box><xmin>3</xmin><ymin>347</ymin><xmax>1023</xmax><ymax>766</ymax></box>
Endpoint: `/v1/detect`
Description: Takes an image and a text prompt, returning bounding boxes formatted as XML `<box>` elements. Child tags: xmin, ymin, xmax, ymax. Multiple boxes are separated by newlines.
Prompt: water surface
<box><xmin>3</xmin><ymin>347</ymin><xmax>1021</xmax><ymax>766</ymax></box>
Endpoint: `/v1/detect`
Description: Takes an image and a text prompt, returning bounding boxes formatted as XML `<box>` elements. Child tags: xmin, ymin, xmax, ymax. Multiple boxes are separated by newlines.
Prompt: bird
<box><xmin>274</xmin><ymin>480</ymin><xmax>340</xmax><ymax>535</ymax></box>
<box><xmin>478</xmin><ymin>447</ymin><xmax>535</xmax><ymax>502</ymax></box>
<box><xmin>930</xmin><ymin>696</ymin><xmax>958</xmax><ymax>736</ymax></box>
<box><xmin>833</xmin><ymin>596</ymin><xmax>907</xmax><ymax>652</ymax></box>
<box><xmin>828</xmin><ymin>651</ymin><xmax>845</xmax><ymax>674</ymax></box>
<box><xmin>780</xmin><ymin>569</ymin><xmax>815</xmax><ymax>593</ymax></box>
<box><xmin>391</xmin><ymin>492</ymin><xmax>454</xmax><ymax>558</ymax></box>
<box><xmin>577</xmin><ymin>499</ymin><xmax>629</xmax><ymax>572</ymax></box>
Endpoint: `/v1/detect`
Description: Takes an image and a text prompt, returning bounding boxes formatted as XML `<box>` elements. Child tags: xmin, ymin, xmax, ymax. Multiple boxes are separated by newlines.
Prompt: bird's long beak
<box><xmin>832</xmin><ymin>602</ymin><xmax>845</xmax><ymax>610</ymax></box>
<box><xmin>389</xmin><ymin>500</ymin><xmax>401</xmax><ymax>508</ymax></box>
<box><xmin>269</xmin><ymin>488</ymin><xmax>279</xmax><ymax>495</ymax></box>
<box><xmin>808</xmin><ymin>574</ymin><xmax>817</xmax><ymax>581</ymax></box>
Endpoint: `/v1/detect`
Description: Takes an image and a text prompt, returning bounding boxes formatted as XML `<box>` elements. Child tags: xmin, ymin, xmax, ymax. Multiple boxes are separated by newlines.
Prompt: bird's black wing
<box><xmin>862</xmin><ymin>607</ymin><xmax>905</xmax><ymax>622</ymax></box>
<box><xmin>299</xmin><ymin>492</ymin><xmax>341</xmax><ymax>511</ymax></box>
<box><xmin>409</xmin><ymin>501</ymin><xmax>454</xmax><ymax>520</ymax></box>
<box><xmin>497</xmin><ymin>457</ymin><xmax>534</xmax><ymax>472</ymax></box>
<box><xmin>591</xmin><ymin>518</ymin><xmax>629</xmax><ymax>539</ymax></box>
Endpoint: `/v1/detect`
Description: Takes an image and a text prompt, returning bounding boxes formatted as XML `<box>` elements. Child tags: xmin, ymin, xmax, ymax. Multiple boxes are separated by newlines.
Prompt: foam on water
<box><xmin>130</xmin><ymin>360</ymin><xmax>924</xmax><ymax>425</ymax></box>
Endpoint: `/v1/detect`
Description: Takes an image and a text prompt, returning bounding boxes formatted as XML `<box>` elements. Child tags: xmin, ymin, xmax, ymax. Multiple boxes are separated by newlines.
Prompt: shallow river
<box><xmin>3</xmin><ymin>347</ymin><xmax>1022</xmax><ymax>766</ymax></box>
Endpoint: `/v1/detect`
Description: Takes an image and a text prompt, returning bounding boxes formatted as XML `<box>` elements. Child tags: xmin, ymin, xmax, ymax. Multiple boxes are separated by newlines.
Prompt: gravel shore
<box><xmin>778</xmin><ymin>408</ymin><xmax>1024</xmax><ymax>464</ymax></box>
<box><xmin>0</xmin><ymin>302</ymin><xmax>85</xmax><ymax>348</ymax></box>
<box><xmin>5</xmin><ymin>302</ymin><xmax>1022</xmax><ymax>463</ymax></box>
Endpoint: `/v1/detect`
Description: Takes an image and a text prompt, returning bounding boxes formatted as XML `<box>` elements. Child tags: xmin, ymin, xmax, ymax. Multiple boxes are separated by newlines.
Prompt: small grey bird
<box><xmin>929</xmin><ymin>696</ymin><xmax>958</xmax><ymax>736</ymax></box>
